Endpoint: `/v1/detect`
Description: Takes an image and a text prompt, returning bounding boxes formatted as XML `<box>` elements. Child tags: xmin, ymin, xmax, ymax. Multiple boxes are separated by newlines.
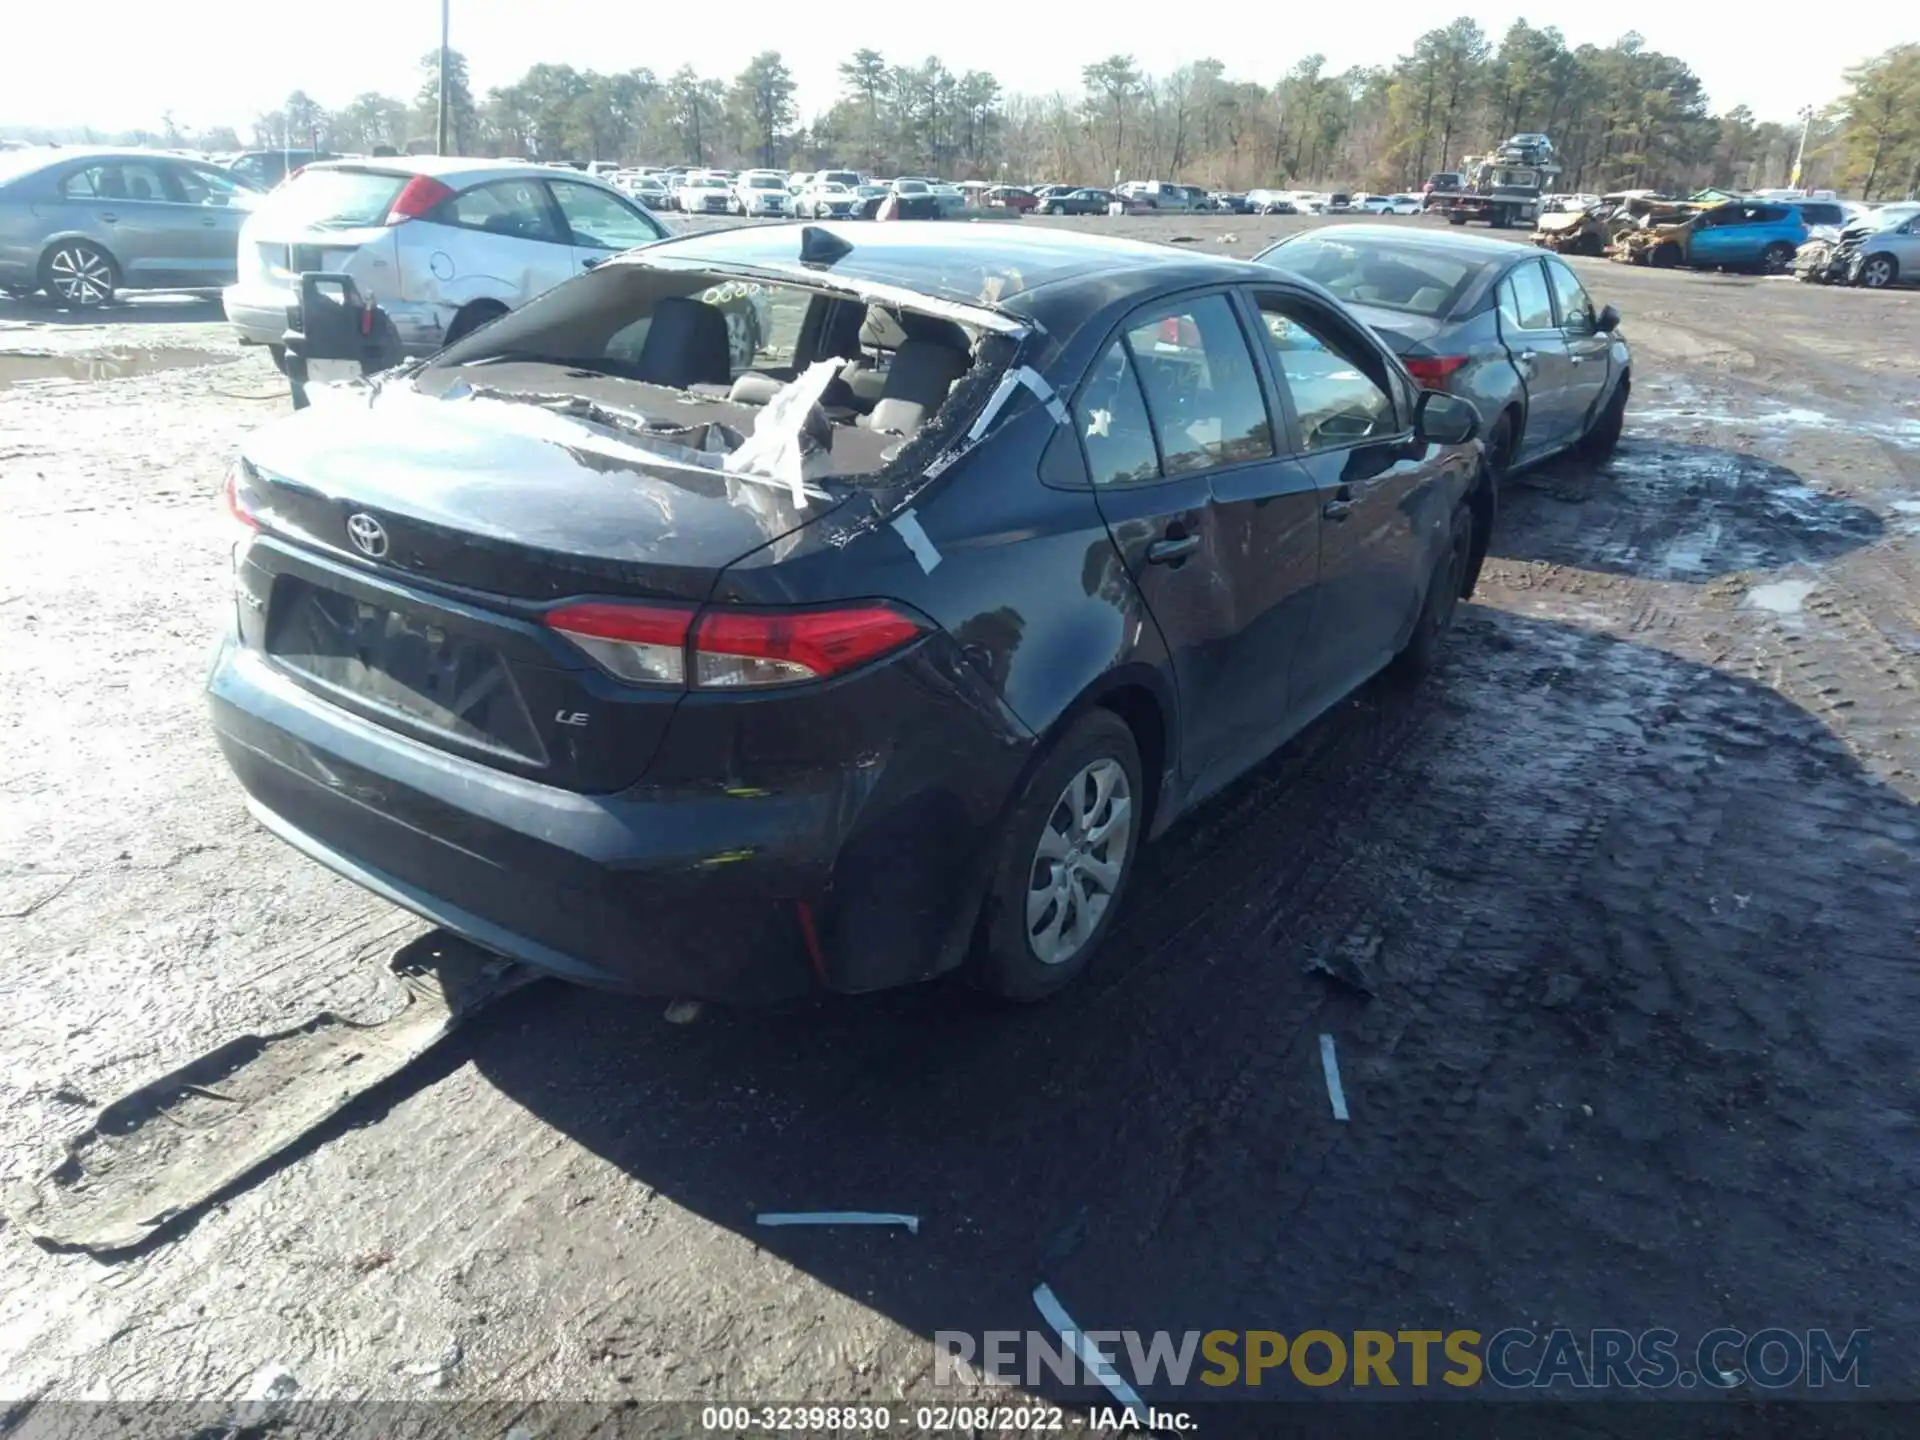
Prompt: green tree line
<box><xmin>10</xmin><ymin>34</ymin><xmax>1916</xmax><ymax>200</ymax></box>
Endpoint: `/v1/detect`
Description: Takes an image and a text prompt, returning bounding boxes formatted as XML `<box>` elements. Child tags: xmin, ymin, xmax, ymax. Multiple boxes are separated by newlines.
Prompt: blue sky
<box><xmin>6</xmin><ymin>0</ymin><xmax>1875</xmax><ymax>133</ymax></box>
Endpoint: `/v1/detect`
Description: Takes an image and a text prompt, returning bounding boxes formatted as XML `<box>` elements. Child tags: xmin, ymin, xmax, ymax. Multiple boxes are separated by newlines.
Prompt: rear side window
<box><xmin>1797</xmin><ymin>203</ymin><xmax>1842</xmax><ymax>226</ymax></box>
<box><xmin>262</xmin><ymin>169</ymin><xmax>409</xmax><ymax>228</ymax></box>
<box><xmin>63</xmin><ymin>162</ymin><xmax>172</xmax><ymax>202</ymax></box>
<box><xmin>1074</xmin><ymin>341</ymin><xmax>1162</xmax><ymax>487</ymax></box>
<box><xmin>437</xmin><ymin>179</ymin><xmax>565</xmax><ymax>243</ymax></box>
<box><xmin>1120</xmin><ymin>294</ymin><xmax>1273</xmax><ymax>475</ymax></box>
<box><xmin>1498</xmin><ymin>261</ymin><xmax>1556</xmax><ymax>331</ymax></box>
<box><xmin>173</xmin><ymin>164</ymin><xmax>252</xmax><ymax>206</ymax></box>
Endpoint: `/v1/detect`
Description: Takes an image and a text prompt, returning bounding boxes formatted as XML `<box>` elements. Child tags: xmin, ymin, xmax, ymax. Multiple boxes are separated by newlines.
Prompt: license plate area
<box><xmin>267</xmin><ymin>579</ymin><xmax>547</xmax><ymax>765</ymax></box>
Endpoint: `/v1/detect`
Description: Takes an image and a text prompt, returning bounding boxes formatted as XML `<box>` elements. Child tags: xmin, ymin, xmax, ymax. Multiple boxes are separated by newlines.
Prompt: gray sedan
<box><xmin>1254</xmin><ymin>225</ymin><xmax>1631</xmax><ymax>482</ymax></box>
<box><xmin>0</xmin><ymin>148</ymin><xmax>263</xmax><ymax>307</ymax></box>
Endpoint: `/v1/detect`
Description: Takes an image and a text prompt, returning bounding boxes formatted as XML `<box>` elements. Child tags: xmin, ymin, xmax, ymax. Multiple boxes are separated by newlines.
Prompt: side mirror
<box><xmin>1595</xmin><ymin>304</ymin><xmax>1621</xmax><ymax>333</ymax></box>
<box><xmin>1415</xmin><ymin>389</ymin><xmax>1479</xmax><ymax>448</ymax></box>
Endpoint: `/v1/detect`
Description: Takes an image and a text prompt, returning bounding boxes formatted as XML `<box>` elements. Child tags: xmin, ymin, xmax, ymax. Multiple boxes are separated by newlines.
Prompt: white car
<box><xmin>732</xmin><ymin>170</ymin><xmax>791</xmax><ymax>217</ymax></box>
<box><xmin>1353</xmin><ymin>193</ymin><xmax>1393</xmax><ymax>214</ymax></box>
<box><xmin>1384</xmin><ymin>194</ymin><xmax>1423</xmax><ymax>215</ymax></box>
<box><xmin>795</xmin><ymin>181</ymin><xmax>858</xmax><ymax>219</ymax></box>
<box><xmin>676</xmin><ymin>175</ymin><xmax>733</xmax><ymax>215</ymax></box>
<box><xmin>223</xmin><ymin>156</ymin><xmax>671</xmax><ymax>360</ymax></box>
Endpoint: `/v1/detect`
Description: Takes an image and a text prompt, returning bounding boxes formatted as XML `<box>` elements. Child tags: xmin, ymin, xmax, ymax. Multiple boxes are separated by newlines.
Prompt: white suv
<box><xmin>223</xmin><ymin>157</ymin><xmax>670</xmax><ymax>359</ymax></box>
<box><xmin>732</xmin><ymin>170</ymin><xmax>791</xmax><ymax>217</ymax></box>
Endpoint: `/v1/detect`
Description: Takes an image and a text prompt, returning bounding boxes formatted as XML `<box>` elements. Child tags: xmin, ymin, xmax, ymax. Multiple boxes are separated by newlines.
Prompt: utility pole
<box><xmin>1789</xmin><ymin>104</ymin><xmax>1813</xmax><ymax>192</ymax></box>
<box><xmin>436</xmin><ymin>0</ymin><xmax>451</xmax><ymax>156</ymax></box>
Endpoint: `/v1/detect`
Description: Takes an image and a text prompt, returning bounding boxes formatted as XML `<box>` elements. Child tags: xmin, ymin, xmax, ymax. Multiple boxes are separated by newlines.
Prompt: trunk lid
<box><xmin>1341</xmin><ymin>302</ymin><xmax>1447</xmax><ymax>353</ymax></box>
<box><xmin>236</xmin><ymin>383</ymin><xmax>849</xmax><ymax>792</ymax></box>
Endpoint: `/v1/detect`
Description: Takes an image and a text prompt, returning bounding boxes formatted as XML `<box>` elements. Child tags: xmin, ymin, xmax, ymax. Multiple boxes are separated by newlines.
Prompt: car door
<box><xmin>1541</xmin><ymin>256</ymin><xmax>1610</xmax><ymax>429</ymax></box>
<box><xmin>162</xmin><ymin>161</ymin><xmax>254</xmax><ymax>284</ymax></box>
<box><xmin>411</xmin><ymin>176</ymin><xmax>576</xmax><ymax>307</ymax></box>
<box><xmin>1493</xmin><ymin>257</ymin><xmax>1575</xmax><ymax>456</ymax></box>
<box><xmin>1245</xmin><ymin>287</ymin><xmax>1437</xmax><ymax>719</ymax></box>
<box><xmin>58</xmin><ymin>159</ymin><xmax>194</xmax><ymax>286</ymax></box>
<box><xmin>1075</xmin><ymin>291</ymin><xmax>1318</xmax><ymax>783</ymax></box>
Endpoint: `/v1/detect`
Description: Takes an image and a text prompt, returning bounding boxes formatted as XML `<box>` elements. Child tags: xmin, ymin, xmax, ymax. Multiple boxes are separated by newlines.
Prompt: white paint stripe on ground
<box><xmin>756</xmin><ymin>1211</ymin><xmax>920</xmax><ymax>1234</ymax></box>
<box><xmin>1031</xmin><ymin>1283</ymin><xmax>1148</xmax><ymax>1421</ymax></box>
<box><xmin>1319</xmin><ymin>1033</ymin><xmax>1350</xmax><ymax>1121</ymax></box>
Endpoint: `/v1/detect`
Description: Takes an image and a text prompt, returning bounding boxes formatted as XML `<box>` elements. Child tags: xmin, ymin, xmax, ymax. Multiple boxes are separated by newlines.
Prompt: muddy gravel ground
<box><xmin>2</xmin><ymin>212</ymin><xmax>1919</xmax><ymax>1428</ymax></box>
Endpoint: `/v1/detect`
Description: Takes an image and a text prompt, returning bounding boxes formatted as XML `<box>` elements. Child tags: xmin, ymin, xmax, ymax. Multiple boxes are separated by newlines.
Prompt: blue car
<box><xmin>1673</xmin><ymin>200</ymin><xmax>1810</xmax><ymax>273</ymax></box>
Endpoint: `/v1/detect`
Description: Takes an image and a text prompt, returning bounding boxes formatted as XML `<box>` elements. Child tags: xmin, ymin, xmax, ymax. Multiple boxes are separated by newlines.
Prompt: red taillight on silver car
<box><xmin>544</xmin><ymin>602</ymin><xmax>928</xmax><ymax>689</ymax></box>
<box><xmin>384</xmin><ymin>175</ymin><xmax>456</xmax><ymax>225</ymax></box>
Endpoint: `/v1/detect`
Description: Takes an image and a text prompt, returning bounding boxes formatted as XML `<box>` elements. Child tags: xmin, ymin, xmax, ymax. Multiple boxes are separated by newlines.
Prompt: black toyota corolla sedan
<box><xmin>209</xmin><ymin>223</ymin><xmax>1489</xmax><ymax>1003</ymax></box>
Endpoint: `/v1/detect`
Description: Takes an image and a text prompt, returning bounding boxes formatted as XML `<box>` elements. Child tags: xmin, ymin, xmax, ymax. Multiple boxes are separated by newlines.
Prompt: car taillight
<box><xmin>384</xmin><ymin>175</ymin><xmax>455</xmax><ymax>225</ymax></box>
<box><xmin>545</xmin><ymin>602</ymin><xmax>693</xmax><ymax>685</ymax></box>
<box><xmin>1403</xmin><ymin>355</ymin><xmax>1470</xmax><ymax>386</ymax></box>
<box><xmin>223</xmin><ymin>462</ymin><xmax>260</xmax><ymax>531</ymax></box>
<box><xmin>693</xmin><ymin>605</ymin><xmax>926</xmax><ymax>688</ymax></box>
<box><xmin>543</xmin><ymin>601</ymin><xmax>928</xmax><ymax>689</ymax></box>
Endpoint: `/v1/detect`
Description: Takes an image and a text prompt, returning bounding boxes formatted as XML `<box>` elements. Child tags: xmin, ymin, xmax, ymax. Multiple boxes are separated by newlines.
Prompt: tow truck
<box><xmin>1424</xmin><ymin>133</ymin><xmax>1560</xmax><ymax>230</ymax></box>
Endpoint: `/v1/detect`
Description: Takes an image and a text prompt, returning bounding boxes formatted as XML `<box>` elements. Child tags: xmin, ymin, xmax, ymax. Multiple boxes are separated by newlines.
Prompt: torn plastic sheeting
<box><xmin>965</xmin><ymin>365</ymin><xmax>1066</xmax><ymax>444</ymax></box>
<box><xmin>723</xmin><ymin>357</ymin><xmax>846</xmax><ymax>508</ymax></box>
<box><xmin>757</xmin><ymin>1210</ymin><xmax>921</xmax><ymax>1233</ymax></box>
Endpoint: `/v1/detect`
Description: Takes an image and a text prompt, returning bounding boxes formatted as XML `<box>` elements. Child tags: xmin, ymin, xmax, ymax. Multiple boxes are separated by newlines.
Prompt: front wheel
<box><xmin>1580</xmin><ymin>377</ymin><xmax>1629</xmax><ymax>461</ymax></box>
<box><xmin>1857</xmin><ymin>253</ymin><xmax>1898</xmax><ymax>289</ymax></box>
<box><xmin>1448</xmin><ymin>212</ymin><xmax>1467</xmax><ymax>226</ymax></box>
<box><xmin>1391</xmin><ymin>502</ymin><xmax>1474</xmax><ymax>682</ymax></box>
<box><xmin>975</xmin><ymin>710</ymin><xmax>1143</xmax><ymax>1001</ymax></box>
<box><xmin>1759</xmin><ymin>241</ymin><xmax>1794</xmax><ymax>274</ymax></box>
<box><xmin>41</xmin><ymin>240</ymin><xmax>117</xmax><ymax>307</ymax></box>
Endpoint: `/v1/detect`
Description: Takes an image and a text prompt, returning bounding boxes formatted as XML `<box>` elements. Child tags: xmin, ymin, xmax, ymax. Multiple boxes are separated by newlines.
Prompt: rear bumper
<box><xmin>208</xmin><ymin>629</ymin><xmax>1032</xmax><ymax>1001</ymax></box>
<box><xmin>224</xmin><ymin>285</ymin><xmax>449</xmax><ymax>355</ymax></box>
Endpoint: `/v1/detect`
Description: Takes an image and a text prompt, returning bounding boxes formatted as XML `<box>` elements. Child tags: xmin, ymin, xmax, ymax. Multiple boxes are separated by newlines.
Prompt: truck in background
<box><xmin>1425</xmin><ymin>133</ymin><xmax>1561</xmax><ymax>229</ymax></box>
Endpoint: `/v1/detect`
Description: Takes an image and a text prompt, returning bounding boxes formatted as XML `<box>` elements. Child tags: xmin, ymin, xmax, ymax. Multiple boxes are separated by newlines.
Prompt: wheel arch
<box><xmin>444</xmin><ymin>297</ymin><xmax>510</xmax><ymax>344</ymax></box>
<box><xmin>1027</xmin><ymin>666</ymin><xmax>1179</xmax><ymax>842</ymax></box>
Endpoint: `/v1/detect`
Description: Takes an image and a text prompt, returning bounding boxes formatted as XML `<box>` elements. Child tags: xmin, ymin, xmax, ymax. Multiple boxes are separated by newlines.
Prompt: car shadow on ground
<box><xmin>0</xmin><ymin>293</ymin><xmax>226</xmax><ymax>327</ymax></box>
<box><xmin>458</xmin><ymin>610</ymin><xmax>1920</xmax><ymax>1414</ymax></box>
<box><xmin>1491</xmin><ymin>438</ymin><xmax>1884</xmax><ymax>580</ymax></box>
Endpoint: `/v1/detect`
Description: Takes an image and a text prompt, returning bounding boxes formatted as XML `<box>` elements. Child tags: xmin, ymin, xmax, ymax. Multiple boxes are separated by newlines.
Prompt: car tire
<box><xmin>1760</xmin><ymin>241</ymin><xmax>1795</xmax><ymax>274</ymax></box>
<box><xmin>444</xmin><ymin>300</ymin><xmax>507</xmax><ymax>346</ymax></box>
<box><xmin>1448</xmin><ymin>213</ymin><xmax>1467</xmax><ymax>226</ymax></box>
<box><xmin>1047</xmin><ymin>203</ymin><xmax>1063</xmax><ymax>215</ymax></box>
<box><xmin>1857</xmin><ymin>253</ymin><xmax>1898</xmax><ymax>289</ymax></box>
<box><xmin>1579</xmin><ymin>376</ymin><xmax>1629</xmax><ymax>461</ymax></box>
<box><xmin>40</xmin><ymin>239</ymin><xmax>118</xmax><ymax>308</ymax></box>
<box><xmin>975</xmin><ymin>709</ymin><xmax>1144</xmax><ymax>1002</ymax></box>
<box><xmin>1391</xmin><ymin>501</ymin><xmax>1474</xmax><ymax>682</ymax></box>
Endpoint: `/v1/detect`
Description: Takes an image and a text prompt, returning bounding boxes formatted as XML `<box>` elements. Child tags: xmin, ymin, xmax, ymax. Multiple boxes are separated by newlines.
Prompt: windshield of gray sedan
<box><xmin>1261</xmin><ymin>237</ymin><xmax>1478</xmax><ymax>318</ymax></box>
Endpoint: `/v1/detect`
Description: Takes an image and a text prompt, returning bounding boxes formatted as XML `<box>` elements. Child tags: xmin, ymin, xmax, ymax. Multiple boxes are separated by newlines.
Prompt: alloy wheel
<box><xmin>1860</xmin><ymin>256</ymin><xmax>1895</xmax><ymax>289</ymax></box>
<box><xmin>47</xmin><ymin>244</ymin><xmax>113</xmax><ymax>306</ymax></box>
<box><xmin>1025</xmin><ymin>758</ymin><xmax>1133</xmax><ymax>966</ymax></box>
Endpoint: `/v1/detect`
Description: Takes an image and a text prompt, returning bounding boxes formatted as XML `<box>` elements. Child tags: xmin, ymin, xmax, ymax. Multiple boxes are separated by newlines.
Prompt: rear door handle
<box><xmin>1517</xmin><ymin>348</ymin><xmax>1536</xmax><ymax>364</ymax></box>
<box><xmin>581</xmin><ymin>256</ymin><xmax>604</xmax><ymax>270</ymax></box>
<box><xmin>1323</xmin><ymin>499</ymin><xmax>1354</xmax><ymax>521</ymax></box>
<box><xmin>100</xmin><ymin>212</ymin><xmax>119</xmax><ymax>223</ymax></box>
<box><xmin>1146</xmin><ymin>533</ymin><xmax>1200</xmax><ymax>564</ymax></box>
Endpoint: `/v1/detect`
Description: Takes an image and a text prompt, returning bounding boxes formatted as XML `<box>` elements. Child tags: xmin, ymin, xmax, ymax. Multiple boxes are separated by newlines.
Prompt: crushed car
<box><xmin>208</xmin><ymin>222</ymin><xmax>1492</xmax><ymax>1004</ymax></box>
<box><xmin>1795</xmin><ymin>202</ymin><xmax>1920</xmax><ymax>289</ymax></box>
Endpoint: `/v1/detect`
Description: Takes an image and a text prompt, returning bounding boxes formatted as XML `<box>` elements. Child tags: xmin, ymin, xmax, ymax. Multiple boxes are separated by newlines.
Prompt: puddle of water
<box><xmin>1745</xmin><ymin>579</ymin><xmax>1818</xmax><ymax>615</ymax></box>
<box><xmin>0</xmin><ymin>347</ymin><xmax>231</xmax><ymax>390</ymax></box>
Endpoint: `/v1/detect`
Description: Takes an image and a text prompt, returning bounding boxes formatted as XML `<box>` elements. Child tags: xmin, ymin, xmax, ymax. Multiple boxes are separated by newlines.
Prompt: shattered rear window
<box><xmin>643</xmin><ymin>223</ymin><xmax>1181</xmax><ymax>307</ymax></box>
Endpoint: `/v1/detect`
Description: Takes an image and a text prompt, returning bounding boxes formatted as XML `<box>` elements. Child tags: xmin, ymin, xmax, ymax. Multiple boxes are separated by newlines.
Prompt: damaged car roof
<box><xmin>620</xmin><ymin>221</ymin><xmax>1264</xmax><ymax>318</ymax></box>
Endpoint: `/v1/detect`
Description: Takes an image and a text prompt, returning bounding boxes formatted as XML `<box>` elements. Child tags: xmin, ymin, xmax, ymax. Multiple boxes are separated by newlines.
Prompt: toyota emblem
<box><xmin>346</xmin><ymin>512</ymin><xmax>389</xmax><ymax>559</ymax></box>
